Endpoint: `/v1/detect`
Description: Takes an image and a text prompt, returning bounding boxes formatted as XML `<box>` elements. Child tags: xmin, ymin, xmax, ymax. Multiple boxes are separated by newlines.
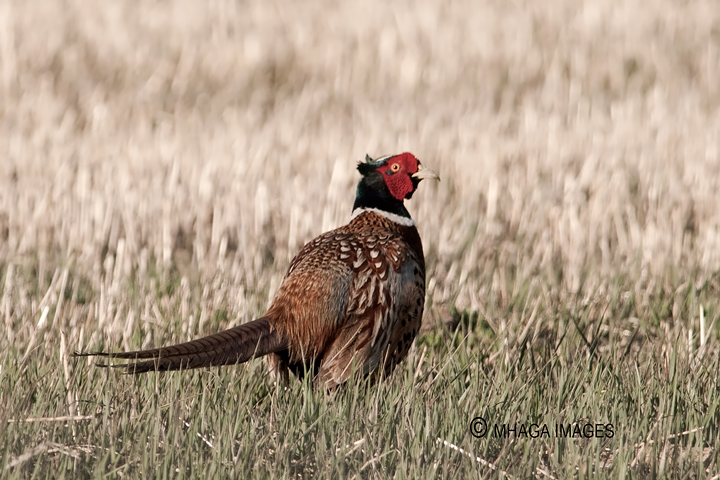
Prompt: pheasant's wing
<box><xmin>264</xmin><ymin>231</ymin><xmax>355</xmax><ymax>364</ymax></box>
<box><xmin>313</xmin><ymin>228</ymin><xmax>425</xmax><ymax>388</ymax></box>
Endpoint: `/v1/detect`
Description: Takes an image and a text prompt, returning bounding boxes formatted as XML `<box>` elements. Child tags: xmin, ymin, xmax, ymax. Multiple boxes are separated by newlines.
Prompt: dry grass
<box><xmin>1</xmin><ymin>0</ymin><xmax>719</xmax><ymax>478</ymax></box>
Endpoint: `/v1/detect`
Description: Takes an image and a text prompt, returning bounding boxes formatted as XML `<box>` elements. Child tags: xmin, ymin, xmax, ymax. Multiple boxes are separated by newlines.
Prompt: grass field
<box><xmin>1</xmin><ymin>0</ymin><xmax>720</xmax><ymax>477</ymax></box>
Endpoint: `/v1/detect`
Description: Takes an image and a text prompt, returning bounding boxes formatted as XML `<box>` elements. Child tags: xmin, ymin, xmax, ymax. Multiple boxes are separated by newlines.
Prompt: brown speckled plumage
<box><xmin>265</xmin><ymin>211</ymin><xmax>426</xmax><ymax>387</ymax></box>
<box><xmin>75</xmin><ymin>153</ymin><xmax>438</xmax><ymax>388</ymax></box>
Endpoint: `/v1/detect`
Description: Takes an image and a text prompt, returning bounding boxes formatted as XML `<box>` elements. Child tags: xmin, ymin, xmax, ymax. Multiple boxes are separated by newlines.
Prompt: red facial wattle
<box><xmin>377</xmin><ymin>152</ymin><xmax>420</xmax><ymax>200</ymax></box>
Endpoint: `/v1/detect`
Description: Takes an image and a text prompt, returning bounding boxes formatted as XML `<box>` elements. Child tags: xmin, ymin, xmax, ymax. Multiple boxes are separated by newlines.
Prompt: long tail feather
<box><xmin>74</xmin><ymin>317</ymin><xmax>286</xmax><ymax>374</ymax></box>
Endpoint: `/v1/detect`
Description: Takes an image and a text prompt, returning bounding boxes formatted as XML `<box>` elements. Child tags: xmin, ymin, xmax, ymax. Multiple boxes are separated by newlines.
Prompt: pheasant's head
<box><xmin>353</xmin><ymin>152</ymin><xmax>439</xmax><ymax>221</ymax></box>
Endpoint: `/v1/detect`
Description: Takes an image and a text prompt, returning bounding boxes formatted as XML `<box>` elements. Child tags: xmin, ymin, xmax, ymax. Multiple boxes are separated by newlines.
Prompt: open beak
<box><xmin>412</xmin><ymin>163</ymin><xmax>440</xmax><ymax>182</ymax></box>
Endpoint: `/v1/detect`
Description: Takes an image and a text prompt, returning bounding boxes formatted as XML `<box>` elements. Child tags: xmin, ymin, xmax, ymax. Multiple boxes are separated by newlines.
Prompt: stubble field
<box><xmin>1</xmin><ymin>0</ymin><xmax>720</xmax><ymax>478</ymax></box>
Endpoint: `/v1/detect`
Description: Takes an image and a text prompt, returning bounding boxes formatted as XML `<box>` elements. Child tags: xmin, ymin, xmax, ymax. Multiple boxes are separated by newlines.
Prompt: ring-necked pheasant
<box><xmin>76</xmin><ymin>153</ymin><xmax>439</xmax><ymax>388</ymax></box>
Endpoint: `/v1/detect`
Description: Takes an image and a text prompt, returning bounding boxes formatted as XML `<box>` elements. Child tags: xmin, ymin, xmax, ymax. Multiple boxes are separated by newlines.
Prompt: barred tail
<box><xmin>75</xmin><ymin>317</ymin><xmax>285</xmax><ymax>374</ymax></box>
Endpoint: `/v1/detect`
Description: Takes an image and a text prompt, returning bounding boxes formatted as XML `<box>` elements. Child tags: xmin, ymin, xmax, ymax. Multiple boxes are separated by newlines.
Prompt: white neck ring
<box><xmin>350</xmin><ymin>207</ymin><xmax>415</xmax><ymax>227</ymax></box>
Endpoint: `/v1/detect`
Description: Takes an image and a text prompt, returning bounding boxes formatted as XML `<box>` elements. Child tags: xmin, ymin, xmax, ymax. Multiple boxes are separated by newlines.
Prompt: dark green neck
<box><xmin>352</xmin><ymin>172</ymin><xmax>411</xmax><ymax>218</ymax></box>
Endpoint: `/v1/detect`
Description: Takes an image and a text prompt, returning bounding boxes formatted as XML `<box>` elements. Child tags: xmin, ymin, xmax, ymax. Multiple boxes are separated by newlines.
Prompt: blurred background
<box><xmin>0</xmin><ymin>0</ymin><xmax>719</xmax><ymax>344</ymax></box>
<box><xmin>3</xmin><ymin>3</ymin><xmax>720</xmax><ymax>474</ymax></box>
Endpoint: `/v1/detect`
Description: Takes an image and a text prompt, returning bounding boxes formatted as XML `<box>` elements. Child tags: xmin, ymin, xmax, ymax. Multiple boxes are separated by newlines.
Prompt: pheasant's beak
<box><xmin>412</xmin><ymin>163</ymin><xmax>440</xmax><ymax>182</ymax></box>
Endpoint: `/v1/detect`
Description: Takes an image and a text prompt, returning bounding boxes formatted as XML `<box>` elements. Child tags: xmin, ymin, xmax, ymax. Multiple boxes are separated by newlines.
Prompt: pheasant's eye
<box><xmin>390</xmin><ymin>163</ymin><xmax>401</xmax><ymax>172</ymax></box>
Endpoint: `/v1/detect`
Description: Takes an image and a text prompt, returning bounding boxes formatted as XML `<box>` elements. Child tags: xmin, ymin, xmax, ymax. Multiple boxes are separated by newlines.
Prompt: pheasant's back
<box><xmin>266</xmin><ymin>210</ymin><xmax>426</xmax><ymax>387</ymax></box>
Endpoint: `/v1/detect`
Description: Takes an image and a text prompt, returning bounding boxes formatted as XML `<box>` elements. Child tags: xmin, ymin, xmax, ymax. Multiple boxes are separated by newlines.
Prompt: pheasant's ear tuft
<box><xmin>357</xmin><ymin>154</ymin><xmax>380</xmax><ymax>176</ymax></box>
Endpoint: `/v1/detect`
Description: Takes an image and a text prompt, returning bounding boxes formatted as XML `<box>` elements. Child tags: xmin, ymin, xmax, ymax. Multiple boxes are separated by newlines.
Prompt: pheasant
<box><xmin>76</xmin><ymin>153</ymin><xmax>439</xmax><ymax>388</ymax></box>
